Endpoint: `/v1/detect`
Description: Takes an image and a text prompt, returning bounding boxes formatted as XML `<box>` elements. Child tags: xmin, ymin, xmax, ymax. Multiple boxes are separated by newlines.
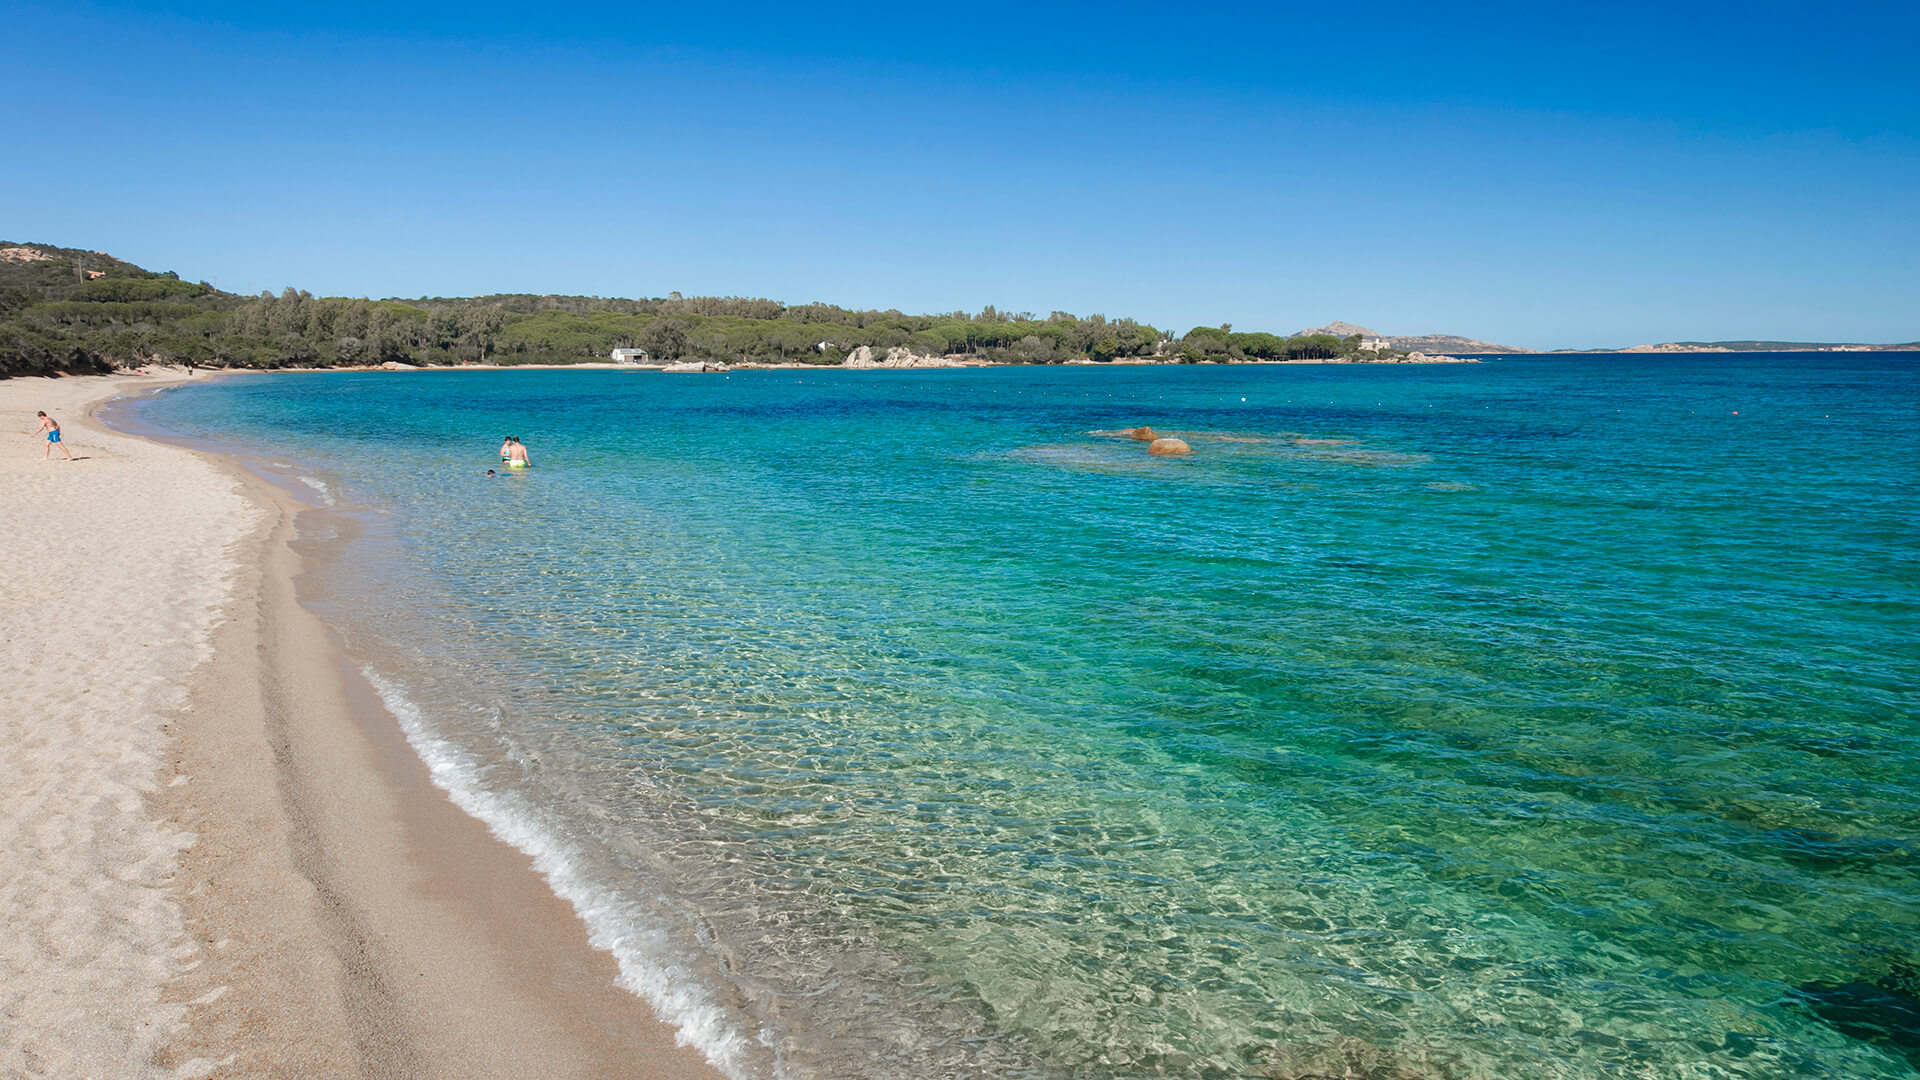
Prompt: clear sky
<box><xmin>6</xmin><ymin>0</ymin><xmax>1916</xmax><ymax>349</ymax></box>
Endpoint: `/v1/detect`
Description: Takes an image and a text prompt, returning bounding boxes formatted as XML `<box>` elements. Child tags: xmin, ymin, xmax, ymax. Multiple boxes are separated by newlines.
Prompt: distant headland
<box><xmin>1548</xmin><ymin>340</ymin><xmax>1920</xmax><ymax>354</ymax></box>
<box><xmin>2</xmin><ymin>243</ymin><xmax>1911</xmax><ymax>378</ymax></box>
<box><xmin>1281</xmin><ymin>321</ymin><xmax>1920</xmax><ymax>358</ymax></box>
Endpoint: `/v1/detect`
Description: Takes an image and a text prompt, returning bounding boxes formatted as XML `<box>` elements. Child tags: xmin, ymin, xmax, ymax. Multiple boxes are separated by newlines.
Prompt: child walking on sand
<box><xmin>36</xmin><ymin>411</ymin><xmax>73</xmax><ymax>461</ymax></box>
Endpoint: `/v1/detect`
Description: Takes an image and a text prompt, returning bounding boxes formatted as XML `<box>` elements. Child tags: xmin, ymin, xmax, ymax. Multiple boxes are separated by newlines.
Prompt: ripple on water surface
<box><xmin>128</xmin><ymin>357</ymin><xmax>1920</xmax><ymax>1079</ymax></box>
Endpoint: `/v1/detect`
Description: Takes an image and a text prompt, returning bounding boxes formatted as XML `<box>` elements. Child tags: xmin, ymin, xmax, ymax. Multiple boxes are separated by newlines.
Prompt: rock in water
<box><xmin>1126</xmin><ymin>426</ymin><xmax>1158</xmax><ymax>441</ymax></box>
<box><xmin>1148</xmin><ymin>438</ymin><xmax>1191</xmax><ymax>456</ymax></box>
<box><xmin>1799</xmin><ymin>965</ymin><xmax>1920</xmax><ymax>1070</ymax></box>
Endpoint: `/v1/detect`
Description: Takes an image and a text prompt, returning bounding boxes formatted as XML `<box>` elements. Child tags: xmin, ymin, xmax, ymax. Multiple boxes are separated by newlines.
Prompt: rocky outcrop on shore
<box><xmin>1385</xmin><ymin>352</ymin><xmax>1476</xmax><ymax>363</ymax></box>
<box><xmin>1304</xmin><ymin>352</ymin><xmax>1477</xmax><ymax>364</ymax></box>
<box><xmin>841</xmin><ymin>345</ymin><xmax>978</xmax><ymax>369</ymax></box>
<box><xmin>662</xmin><ymin>359</ymin><xmax>730</xmax><ymax>372</ymax></box>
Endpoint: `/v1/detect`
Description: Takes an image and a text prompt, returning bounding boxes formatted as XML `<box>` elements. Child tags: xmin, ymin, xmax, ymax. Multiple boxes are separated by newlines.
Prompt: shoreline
<box><xmin>2</xmin><ymin>373</ymin><xmax>727</xmax><ymax>1079</ymax></box>
<box><xmin>105</xmin><ymin>351</ymin><xmax>1481</xmax><ymax>380</ymax></box>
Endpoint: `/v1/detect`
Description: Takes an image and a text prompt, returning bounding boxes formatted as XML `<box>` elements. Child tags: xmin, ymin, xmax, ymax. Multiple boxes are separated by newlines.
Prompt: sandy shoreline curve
<box><xmin>1</xmin><ymin>372</ymin><xmax>727</xmax><ymax>1079</ymax></box>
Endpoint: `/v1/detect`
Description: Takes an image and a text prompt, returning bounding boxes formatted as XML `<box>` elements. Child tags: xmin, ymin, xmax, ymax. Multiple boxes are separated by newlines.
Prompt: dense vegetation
<box><xmin>1</xmin><ymin>242</ymin><xmax>1379</xmax><ymax>377</ymax></box>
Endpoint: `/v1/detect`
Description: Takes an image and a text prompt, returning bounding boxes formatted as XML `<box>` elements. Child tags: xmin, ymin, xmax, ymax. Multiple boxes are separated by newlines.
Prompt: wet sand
<box><xmin>1</xmin><ymin>372</ymin><xmax>728</xmax><ymax>1079</ymax></box>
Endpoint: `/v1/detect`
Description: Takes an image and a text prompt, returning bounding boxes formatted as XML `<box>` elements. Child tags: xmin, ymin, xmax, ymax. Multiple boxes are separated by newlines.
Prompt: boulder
<box><xmin>662</xmin><ymin>360</ymin><xmax>729</xmax><ymax>373</ymax></box>
<box><xmin>1125</xmin><ymin>426</ymin><xmax>1158</xmax><ymax>441</ymax></box>
<box><xmin>843</xmin><ymin>345</ymin><xmax>969</xmax><ymax>369</ymax></box>
<box><xmin>1147</xmin><ymin>438</ymin><xmax>1192</xmax><ymax>456</ymax></box>
<box><xmin>882</xmin><ymin>346</ymin><xmax>937</xmax><ymax>367</ymax></box>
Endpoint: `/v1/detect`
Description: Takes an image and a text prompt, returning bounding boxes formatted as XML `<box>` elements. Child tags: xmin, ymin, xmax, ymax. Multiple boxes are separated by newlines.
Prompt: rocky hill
<box><xmin>1</xmin><ymin>242</ymin><xmax>241</xmax><ymax>375</ymax></box>
<box><xmin>1388</xmin><ymin>333</ymin><xmax>1532</xmax><ymax>354</ymax></box>
<box><xmin>1292</xmin><ymin>321</ymin><xmax>1531</xmax><ymax>354</ymax></box>
<box><xmin>1292</xmin><ymin>321</ymin><xmax>1382</xmax><ymax>339</ymax></box>
<box><xmin>1</xmin><ymin>242</ymin><xmax>210</xmax><ymax>302</ymax></box>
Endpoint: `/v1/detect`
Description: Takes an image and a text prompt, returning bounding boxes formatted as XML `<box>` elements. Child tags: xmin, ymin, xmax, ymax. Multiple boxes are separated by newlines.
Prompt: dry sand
<box><xmin>1</xmin><ymin>373</ymin><xmax>727</xmax><ymax>1079</ymax></box>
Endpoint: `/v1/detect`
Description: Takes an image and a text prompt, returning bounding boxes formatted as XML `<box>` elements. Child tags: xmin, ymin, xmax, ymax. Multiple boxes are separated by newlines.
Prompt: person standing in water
<box><xmin>506</xmin><ymin>436</ymin><xmax>532</xmax><ymax>469</ymax></box>
<box><xmin>499</xmin><ymin>435</ymin><xmax>513</xmax><ymax>464</ymax></box>
<box><xmin>36</xmin><ymin>411</ymin><xmax>73</xmax><ymax>461</ymax></box>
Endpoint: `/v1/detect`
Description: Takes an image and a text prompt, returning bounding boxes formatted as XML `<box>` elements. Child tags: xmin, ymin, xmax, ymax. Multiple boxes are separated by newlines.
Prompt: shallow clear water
<box><xmin>125</xmin><ymin>357</ymin><xmax>1920</xmax><ymax>1079</ymax></box>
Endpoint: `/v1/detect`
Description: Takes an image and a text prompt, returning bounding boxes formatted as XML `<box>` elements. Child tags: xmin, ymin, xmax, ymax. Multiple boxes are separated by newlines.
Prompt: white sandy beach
<box><xmin>0</xmin><ymin>373</ymin><xmax>726</xmax><ymax>1079</ymax></box>
<box><xmin>2</xmin><ymin>373</ymin><xmax>258</xmax><ymax>1078</ymax></box>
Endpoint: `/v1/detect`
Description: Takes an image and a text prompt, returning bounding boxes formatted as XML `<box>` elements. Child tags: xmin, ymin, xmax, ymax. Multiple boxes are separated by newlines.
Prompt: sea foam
<box><xmin>360</xmin><ymin>668</ymin><xmax>778</xmax><ymax>1080</ymax></box>
<box><xmin>295</xmin><ymin>475</ymin><xmax>336</xmax><ymax>505</ymax></box>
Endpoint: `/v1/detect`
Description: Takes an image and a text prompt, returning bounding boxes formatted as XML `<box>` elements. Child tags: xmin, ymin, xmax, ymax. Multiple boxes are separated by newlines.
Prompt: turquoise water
<box><xmin>124</xmin><ymin>357</ymin><xmax>1919</xmax><ymax>1079</ymax></box>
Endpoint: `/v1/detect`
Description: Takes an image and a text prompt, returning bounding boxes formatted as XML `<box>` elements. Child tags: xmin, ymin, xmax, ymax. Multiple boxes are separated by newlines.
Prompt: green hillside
<box><xmin>1</xmin><ymin>242</ymin><xmax>1388</xmax><ymax>377</ymax></box>
<box><xmin>1</xmin><ymin>242</ymin><xmax>245</xmax><ymax>375</ymax></box>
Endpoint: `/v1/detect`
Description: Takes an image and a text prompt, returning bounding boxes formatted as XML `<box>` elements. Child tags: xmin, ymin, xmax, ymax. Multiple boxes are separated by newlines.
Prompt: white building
<box><xmin>610</xmin><ymin>347</ymin><xmax>650</xmax><ymax>364</ymax></box>
<box><xmin>1358</xmin><ymin>336</ymin><xmax>1391</xmax><ymax>352</ymax></box>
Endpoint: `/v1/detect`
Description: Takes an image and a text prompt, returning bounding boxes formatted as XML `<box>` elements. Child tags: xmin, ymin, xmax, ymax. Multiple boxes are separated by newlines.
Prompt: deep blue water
<box><xmin>123</xmin><ymin>355</ymin><xmax>1920</xmax><ymax>1079</ymax></box>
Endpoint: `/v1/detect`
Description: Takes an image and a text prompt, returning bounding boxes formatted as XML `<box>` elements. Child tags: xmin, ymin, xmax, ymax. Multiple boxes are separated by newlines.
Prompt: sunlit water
<box><xmin>121</xmin><ymin>357</ymin><xmax>1919</xmax><ymax>1079</ymax></box>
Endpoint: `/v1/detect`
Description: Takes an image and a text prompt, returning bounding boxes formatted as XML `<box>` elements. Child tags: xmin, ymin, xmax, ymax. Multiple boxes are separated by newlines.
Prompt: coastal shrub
<box><xmin>78</xmin><ymin>277</ymin><xmax>211</xmax><ymax>303</ymax></box>
<box><xmin>12</xmin><ymin>240</ymin><xmax>1417</xmax><ymax>375</ymax></box>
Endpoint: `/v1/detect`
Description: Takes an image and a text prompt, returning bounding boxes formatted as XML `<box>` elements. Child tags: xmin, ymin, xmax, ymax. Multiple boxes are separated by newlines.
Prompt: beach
<box><xmin>0</xmin><ymin>372</ymin><xmax>725</xmax><ymax>1079</ymax></box>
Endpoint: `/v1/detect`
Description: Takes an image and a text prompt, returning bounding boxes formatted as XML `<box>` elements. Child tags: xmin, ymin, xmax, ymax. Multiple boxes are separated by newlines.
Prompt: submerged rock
<box><xmin>1799</xmin><ymin>964</ymin><xmax>1920</xmax><ymax>1070</ymax></box>
<box><xmin>1147</xmin><ymin>438</ymin><xmax>1192</xmax><ymax>456</ymax></box>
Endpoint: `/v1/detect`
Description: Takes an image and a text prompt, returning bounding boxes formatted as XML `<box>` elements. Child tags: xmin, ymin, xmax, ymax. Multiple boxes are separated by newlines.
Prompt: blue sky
<box><xmin>5</xmin><ymin>1</ymin><xmax>1916</xmax><ymax>348</ymax></box>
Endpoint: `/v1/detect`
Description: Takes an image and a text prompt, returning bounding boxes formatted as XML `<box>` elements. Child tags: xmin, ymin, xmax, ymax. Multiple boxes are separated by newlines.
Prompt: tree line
<box><xmin>0</xmin><ymin>242</ymin><xmax>1382</xmax><ymax>377</ymax></box>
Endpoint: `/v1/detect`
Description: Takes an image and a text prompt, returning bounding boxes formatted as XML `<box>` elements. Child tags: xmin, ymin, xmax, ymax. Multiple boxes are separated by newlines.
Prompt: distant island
<box><xmin>2</xmin><ymin>242</ymin><xmax>1910</xmax><ymax>378</ymax></box>
<box><xmin>1295</xmin><ymin>320</ymin><xmax>1919</xmax><ymax>357</ymax></box>
<box><xmin>1552</xmin><ymin>340</ymin><xmax>1920</xmax><ymax>353</ymax></box>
